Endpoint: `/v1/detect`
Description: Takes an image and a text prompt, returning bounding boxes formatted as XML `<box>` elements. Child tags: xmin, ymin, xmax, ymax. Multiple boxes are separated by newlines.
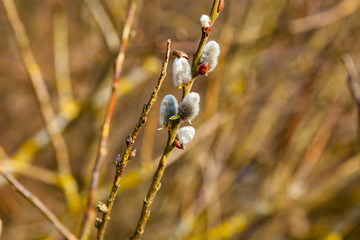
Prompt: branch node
<box><xmin>126</xmin><ymin>135</ymin><xmax>133</xmax><ymax>144</ymax></box>
<box><xmin>96</xmin><ymin>202</ymin><xmax>109</xmax><ymax>213</ymax></box>
<box><xmin>113</xmin><ymin>154</ymin><xmax>121</xmax><ymax>166</ymax></box>
<box><xmin>129</xmin><ymin>149</ymin><xmax>137</xmax><ymax>160</ymax></box>
<box><xmin>95</xmin><ymin>218</ymin><xmax>102</xmax><ymax>229</ymax></box>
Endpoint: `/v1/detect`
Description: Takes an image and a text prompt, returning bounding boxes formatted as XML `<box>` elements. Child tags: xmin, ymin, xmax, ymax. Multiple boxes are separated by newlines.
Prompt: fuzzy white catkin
<box><xmin>173</xmin><ymin>57</ymin><xmax>191</xmax><ymax>87</ymax></box>
<box><xmin>159</xmin><ymin>95</ymin><xmax>178</xmax><ymax>127</ymax></box>
<box><xmin>178</xmin><ymin>92</ymin><xmax>200</xmax><ymax>121</ymax></box>
<box><xmin>176</xmin><ymin>126</ymin><xmax>196</xmax><ymax>144</ymax></box>
<box><xmin>199</xmin><ymin>40</ymin><xmax>220</xmax><ymax>73</ymax></box>
<box><xmin>200</xmin><ymin>15</ymin><xmax>211</xmax><ymax>29</ymax></box>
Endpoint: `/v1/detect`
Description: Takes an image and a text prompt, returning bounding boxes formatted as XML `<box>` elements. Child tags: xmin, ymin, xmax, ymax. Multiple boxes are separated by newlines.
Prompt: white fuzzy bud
<box><xmin>159</xmin><ymin>95</ymin><xmax>178</xmax><ymax>127</ymax></box>
<box><xmin>200</xmin><ymin>15</ymin><xmax>211</xmax><ymax>29</ymax></box>
<box><xmin>178</xmin><ymin>92</ymin><xmax>200</xmax><ymax>122</ymax></box>
<box><xmin>176</xmin><ymin>126</ymin><xmax>196</xmax><ymax>144</ymax></box>
<box><xmin>173</xmin><ymin>57</ymin><xmax>191</xmax><ymax>87</ymax></box>
<box><xmin>199</xmin><ymin>41</ymin><xmax>220</xmax><ymax>73</ymax></box>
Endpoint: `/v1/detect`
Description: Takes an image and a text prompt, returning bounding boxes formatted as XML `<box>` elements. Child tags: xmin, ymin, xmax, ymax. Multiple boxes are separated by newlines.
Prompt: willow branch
<box><xmin>2</xmin><ymin>0</ymin><xmax>80</xmax><ymax>212</ymax></box>
<box><xmin>130</xmin><ymin>125</ymin><xmax>177</xmax><ymax>240</ymax></box>
<box><xmin>183</xmin><ymin>0</ymin><xmax>221</xmax><ymax>96</ymax></box>
<box><xmin>80</xmin><ymin>2</ymin><xmax>137</xmax><ymax>240</ymax></box>
<box><xmin>131</xmin><ymin>1</ymin><xmax>223</xmax><ymax>239</ymax></box>
<box><xmin>96</xmin><ymin>39</ymin><xmax>172</xmax><ymax>240</ymax></box>
<box><xmin>0</xmin><ymin>166</ymin><xmax>77</xmax><ymax>240</ymax></box>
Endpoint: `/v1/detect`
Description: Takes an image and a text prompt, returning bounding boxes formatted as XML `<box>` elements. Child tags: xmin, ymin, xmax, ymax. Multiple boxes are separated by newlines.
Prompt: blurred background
<box><xmin>1</xmin><ymin>0</ymin><xmax>360</xmax><ymax>239</ymax></box>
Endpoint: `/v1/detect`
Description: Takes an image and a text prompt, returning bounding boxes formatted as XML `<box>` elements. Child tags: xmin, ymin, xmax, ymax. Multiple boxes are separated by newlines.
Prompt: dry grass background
<box><xmin>1</xmin><ymin>0</ymin><xmax>360</xmax><ymax>239</ymax></box>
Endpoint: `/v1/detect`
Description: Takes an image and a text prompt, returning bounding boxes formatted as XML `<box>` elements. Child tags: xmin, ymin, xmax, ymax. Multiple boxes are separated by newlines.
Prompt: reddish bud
<box><xmin>174</xmin><ymin>139</ymin><xmax>185</xmax><ymax>150</ymax></box>
<box><xmin>196</xmin><ymin>62</ymin><xmax>210</xmax><ymax>75</ymax></box>
<box><xmin>173</xmin><ymin>50</ymin><xmax>189</xmax><ymax>59</ymax></box>
<box><xmin>217</xmin><ymin>0</ymin><xmax>224</xmax><ymax>13</ymax></box>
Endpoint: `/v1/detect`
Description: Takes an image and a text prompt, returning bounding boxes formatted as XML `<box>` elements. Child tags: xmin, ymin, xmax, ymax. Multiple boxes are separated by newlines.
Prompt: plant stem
<box><xmin>0</xmin><ymin>166</ymin><xmax>78</xmax><ymax>240</ymax></box>
<box><xmin>131</xmin><ymin>0</ymin><xmax>223</xmax><ymax>238</ymax></box>
<box><xmin>184</xmin><ymin>0</ymin><xmax>221</xmax><ymax>96</ymax></box>
<box><xmin>80</xmin><ymin>3</ymin><xmax>137</xmax><ymax>240</ymax></box>
<box><xmin>130</xmin><ymin>127</ymin><xmax>177</xmax><ymax>239</ymax></box>
<box><xmin>96</xmin><ymin>39</ymin><xmax>172</xmax><ymax>240</ymax></box>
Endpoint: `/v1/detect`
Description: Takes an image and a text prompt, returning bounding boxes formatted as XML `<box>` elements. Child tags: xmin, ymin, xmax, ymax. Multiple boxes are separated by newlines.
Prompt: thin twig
<box><xmin>342</xmin><ymin>54</ymin><xmax>360</xmax><ymax>141</ymax></box>
<box><xmin>0</xmin><ymin>166</ymin><xmax>78</xmax><ymax>240</ymax></box>
<box><xmin>0</xmin><ymin>217</ymin><xmax>2</xmax><ymax>239</ymax></box>
<box><xmin>130</xmin><ymin>128</ymin><xmax>176</xmax><ymax>240</ymax></box>
<box><xmin>79</xmin><ymin>2</ymin><xmax>137</xmax><ymax>239</ymax></box>
<box><xmin>1</xmin><ymin>159</ymin><xmax>56</xmax><ymax>186</ymax></box>
<box><xmin>236</xmin><ymin>0</ymin><xmax>360</xmax><ymax>44</ymax></box>
<box><xmin>84</xmin><ymin>0</ymin><xmax>120</xmax><ymax>52</ymax></box>
<box><xmin>2</xmin><ymin>0</ymin><xmax>80</xmax><ymax>212</ymax></box>
<box><xmin>289</xmin><ymin>0</ymin><xmax>360</xmax><ymax>34</ymax></box>
<box><xmin>183</xmin><ymin>0</ymin><xmax>221</xmax><ymax>96</ymax></box>
<box><xmin>131</xmin><ymin>1</ymin><xmax>223</xmax><ymax>239</ymax></box>
<box><xmin>96</xmin><ymin>39</ymin><xmax>172</xmax><ymax>240</ymax></box>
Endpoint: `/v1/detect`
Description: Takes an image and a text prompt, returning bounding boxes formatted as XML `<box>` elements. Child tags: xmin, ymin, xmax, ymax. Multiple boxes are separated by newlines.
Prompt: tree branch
<box><xmin>131</xmin><ymin>0</ymin><xmax>223</xmax><ymax>239</ymax></box>
<box><xmin>2</xmin><ymin>0</ymin><xmax>80</xmax><ymax>212</ymax></box>
<box><xmin>0</xmin><ymin>166</ymin><xmax>77</xmax><ymax>240</ymax></box>
<box><xmin>96</xmin><ymin>38</ymin><xmax>172</xmax><ymax>240</ymax></box>
<box><xmin>80</xmin><ymin>2</ymin><xmax>137</xmax><ymax>239</ymax></box>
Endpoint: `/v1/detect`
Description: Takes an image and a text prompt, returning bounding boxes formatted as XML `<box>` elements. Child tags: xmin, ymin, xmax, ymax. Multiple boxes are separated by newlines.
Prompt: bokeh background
<box><xmin>1</xmin><ymin>0</ymin><xmax>360</xmax><ymax>239</ymax></box>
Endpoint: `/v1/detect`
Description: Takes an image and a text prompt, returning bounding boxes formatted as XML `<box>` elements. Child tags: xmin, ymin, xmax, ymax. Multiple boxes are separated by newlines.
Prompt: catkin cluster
<box><xmin>159</xmin><ymin>13</ymin><xmax>221</xmax><ymax>149</ymax></box>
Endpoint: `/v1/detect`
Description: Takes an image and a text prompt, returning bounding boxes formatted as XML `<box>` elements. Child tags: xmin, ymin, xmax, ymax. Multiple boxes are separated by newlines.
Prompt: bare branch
<box><xmin>290</xmin><ymin>0</ymin><xmax>360</xmax><ymax>34</ymax></box>
<box><xmin>237</xmin><ymin>0</ymin><xmax>360</xmax><ymax>44</ymax></box>
<box><xmin>97</xmin><ymin>38</ymin><xmax>172</xmax><ymax>240</ymax></box>
<box><xmin>0</xmin><ymin>166</ymin><xmax>77</xmax><ymax>240</ymax></box>
<box><xmin>2</xmin><ymin>0</ymin><xmax>80</xmax><ymax>212</ymax></box>
<box><xmin>84</xmin><ymin>0</ymin><xmax>120</xmax><ymax>52</ymax></box>
<box><xmin>80</xmin><ymin>2</ymin><xmax>137</xmax><ymax>239</ymax></box>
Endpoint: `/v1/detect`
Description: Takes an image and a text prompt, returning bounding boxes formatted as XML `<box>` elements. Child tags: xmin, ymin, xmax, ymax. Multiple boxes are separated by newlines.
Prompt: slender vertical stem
<box><xmin>96</xmin><ymin>39</ymin><xmax>172</xmax><ymax>240</ymax></box>
<box><xmin>130</xmin><ymin>127</ymin><xmax>177</xmax><ymax>239</ymax></box>
<box><xmin>80</xmin><ymin>3</ymin><xmax>137</xmax><ymax>239</ymax></box>
<box><xmin>0</xmin><ymin>166</ymin><xmax>78</xmax><ymax>240</ymax></box>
